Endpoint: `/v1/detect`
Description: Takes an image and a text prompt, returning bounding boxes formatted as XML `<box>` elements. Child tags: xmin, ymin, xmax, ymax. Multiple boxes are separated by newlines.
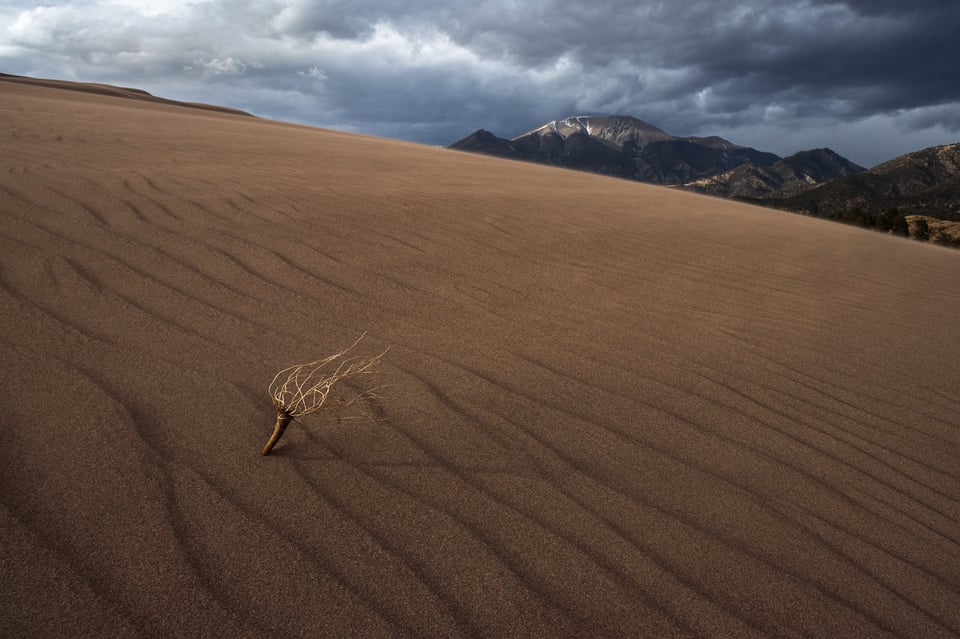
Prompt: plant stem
<box><xmin>261</xmin><ymin>411</ymin><xmax>292</xmax><ymax>456</ymax></box>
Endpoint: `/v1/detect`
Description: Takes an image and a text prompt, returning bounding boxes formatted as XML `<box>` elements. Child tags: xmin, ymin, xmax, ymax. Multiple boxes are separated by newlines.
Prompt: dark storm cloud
<box><xmin>2</xmin><ymin>0</ymin><xmax>958</xmax><ymax>166</ymax></box>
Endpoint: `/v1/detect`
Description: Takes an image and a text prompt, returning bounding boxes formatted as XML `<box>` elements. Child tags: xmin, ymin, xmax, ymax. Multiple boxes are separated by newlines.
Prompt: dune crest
<box><xmin>2</xmin><ymin>77</ymin><xmax>960</xmax><ymax>638</ymax></box>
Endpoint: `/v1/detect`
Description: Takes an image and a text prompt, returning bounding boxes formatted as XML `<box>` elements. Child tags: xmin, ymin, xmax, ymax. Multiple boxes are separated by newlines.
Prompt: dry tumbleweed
<box><xmin>261</xmin><ymin>334</ymin><xmax>386</xmax><ymax>456</ymax></box>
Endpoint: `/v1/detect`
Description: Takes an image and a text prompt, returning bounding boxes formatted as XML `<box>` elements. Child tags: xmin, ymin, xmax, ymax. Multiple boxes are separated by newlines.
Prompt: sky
<box><xmin>2</xmin><ymin>0</ymin><xmax>958</xmax><ymax>167</ymax></box>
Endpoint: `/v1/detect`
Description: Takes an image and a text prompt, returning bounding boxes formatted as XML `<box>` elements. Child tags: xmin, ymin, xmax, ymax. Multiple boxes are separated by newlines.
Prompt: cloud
<box><xmin>896</xmin><ymin>104</ymin><xmax>960</xmax><ymax>134</ymax></box>
<box><xmin>186</xmin><ymin>57</ymin><xmax>265</xmax><ymax>77</ymax></box>
<box><xmin>1</xmin><ymin>0</ymin><xmax>958</xmax><ymax>166</ymax></box>
<box><xmin>297</xmin><ymin>66</ymin><xmax>327</xmax><ymax>80</ymax></box>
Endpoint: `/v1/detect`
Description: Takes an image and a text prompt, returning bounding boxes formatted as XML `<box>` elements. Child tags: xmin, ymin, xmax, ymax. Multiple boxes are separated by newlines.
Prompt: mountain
<box><xmin>450</xmin><ymin>128</ymin><xmax>518</xmax><ymax>156</ymax></box>
<box><xmin>681</xmin><ymin>148</ymin><xmax>865</xmax><ymax>198</ymax></box>
<box><xmin>755</xmin><ymin>142</ymin><xmax>960</xmax><ymax>244</ymax></box>
<box><xmin>450</xmin><ymin>115</ymin><xmax>781</xmax><ymax>185</ymax></box>
<box><xmin>741</xmin><ymin>143</ymin><xmax>960</xmax><ymax>246</ymax></box>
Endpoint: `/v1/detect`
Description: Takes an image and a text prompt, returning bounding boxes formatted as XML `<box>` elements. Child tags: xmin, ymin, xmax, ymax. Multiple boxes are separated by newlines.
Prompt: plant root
<box><xmin>261</xmin><ymin>410</ymin><xmax>292</xmax><ymax>456</ymax></box>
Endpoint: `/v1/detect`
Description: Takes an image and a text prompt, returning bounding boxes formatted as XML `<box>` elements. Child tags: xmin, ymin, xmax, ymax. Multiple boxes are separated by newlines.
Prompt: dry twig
<box><xmin>261</xmin><ymin>334</ymin><xmax>386</xmax><ymax>456</ymax></box>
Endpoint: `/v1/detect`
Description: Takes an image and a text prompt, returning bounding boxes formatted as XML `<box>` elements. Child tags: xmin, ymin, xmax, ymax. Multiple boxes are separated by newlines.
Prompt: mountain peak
<box><xmin>449</xmin><ymin>129</ymin><xmax>517</xmax><ymax>156</ymax></box>
<box><xmin>516</xmin><ymin>115</ymin><xmax>674</xmax><ymax>148</ymax></box>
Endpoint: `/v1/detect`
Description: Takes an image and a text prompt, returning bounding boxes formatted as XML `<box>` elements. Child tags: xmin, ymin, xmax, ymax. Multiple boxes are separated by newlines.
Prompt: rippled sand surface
<box><xmin>2</xmin><ymin>76</ymin><xmax>960</xmax><ymax>638</ymax></box>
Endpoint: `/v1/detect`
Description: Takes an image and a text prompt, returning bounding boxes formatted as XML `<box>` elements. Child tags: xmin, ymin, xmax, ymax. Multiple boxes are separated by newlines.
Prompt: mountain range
<box><xmin>681</xmin><ymin>148</ymin><xmax>865</xmax><ymax>198</ymax></box>
<box><xmin>754</xmin><ymin>142</ymin><xmax>960</xmax><ymax>245</ymax></box>
<box><xmin>756</xmin><ymin>142</ymin><xmax>960</xmax><ymax>217</ymax></box>
<box><xmin>449</xmin><ymin>115</ymin><xmax>854</xmax><ymax>192</ymax></box>
<box><xmin>451</xmin><ymin>116</ymin><xmax>959</xmax><ymax>245</ymax></box>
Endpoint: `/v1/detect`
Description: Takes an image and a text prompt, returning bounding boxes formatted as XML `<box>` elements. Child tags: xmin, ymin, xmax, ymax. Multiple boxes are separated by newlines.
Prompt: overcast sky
<box><xmin>2</xmin><ymin>0</ymin><xmax>958</xmax><ymax>167</ymax></box>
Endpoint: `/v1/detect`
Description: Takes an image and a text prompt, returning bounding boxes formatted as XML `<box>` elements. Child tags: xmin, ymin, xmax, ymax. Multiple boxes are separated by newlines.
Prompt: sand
<box><xmin>2</xmin><ymin>75</ymin><xmax>959</xmax><ymax>638</ymax></box>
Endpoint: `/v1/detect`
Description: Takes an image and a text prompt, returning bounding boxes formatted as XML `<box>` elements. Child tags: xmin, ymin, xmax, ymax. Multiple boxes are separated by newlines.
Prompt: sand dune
<box><xmin>2</xmin><ymin>76</ymin><xmax>960</xmax><ymax>638</ymax></box>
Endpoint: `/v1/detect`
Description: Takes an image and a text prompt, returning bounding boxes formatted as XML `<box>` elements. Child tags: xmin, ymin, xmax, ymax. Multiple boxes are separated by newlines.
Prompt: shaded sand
<box><xmin>2</xmin><ymin>76</ymin><xmax>960</xmax><ymax>638</ymax></box>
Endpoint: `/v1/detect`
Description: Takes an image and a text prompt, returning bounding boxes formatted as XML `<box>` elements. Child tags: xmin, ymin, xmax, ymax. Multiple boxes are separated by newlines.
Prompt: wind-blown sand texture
<box><xmin>2</xmin><ymin>75</ymin><xmax>960</xmax><ymax>638</ymax></box>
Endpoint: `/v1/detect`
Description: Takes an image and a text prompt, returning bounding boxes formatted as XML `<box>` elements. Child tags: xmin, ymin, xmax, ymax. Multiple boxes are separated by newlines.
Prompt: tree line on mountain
<box><xmin>801</xmin><ymin>205</ymin><xmax>959</xmax><ymax>246</ymax></box>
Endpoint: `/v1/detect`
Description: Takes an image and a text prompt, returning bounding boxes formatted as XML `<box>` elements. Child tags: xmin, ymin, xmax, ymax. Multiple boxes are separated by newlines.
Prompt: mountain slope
<box><xmin>682</xmin><ymin>149</ymin><xmax>866</xmax><ymax>198</ymax></box>
<box><xmin>451</xmin><ymin>115</ymin><xmax>780</xmax><ymax>184</ymax></box>
<box><xmin>759</xmin><ymin>143</ymin><xmax>960</xmax><ymax>229</ymax></box>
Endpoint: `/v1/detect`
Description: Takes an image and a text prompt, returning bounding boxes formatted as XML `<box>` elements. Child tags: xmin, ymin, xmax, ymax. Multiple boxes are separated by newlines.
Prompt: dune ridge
<box><xmin>2</xmin><ymin>77</ymin><xmax>960</xmax><ymax>638</ymax></box>
<box><xmin>0</xmin><ymin>73</ymin><xmax>254</xmax><ymax>116</ymax></box>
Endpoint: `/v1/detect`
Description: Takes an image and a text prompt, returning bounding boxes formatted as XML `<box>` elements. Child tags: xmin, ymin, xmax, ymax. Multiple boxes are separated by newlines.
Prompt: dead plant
<box><xmin>261</xmin><ymin>334</ymin><xmax>386</xmax><ymax>456</ymax></box>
